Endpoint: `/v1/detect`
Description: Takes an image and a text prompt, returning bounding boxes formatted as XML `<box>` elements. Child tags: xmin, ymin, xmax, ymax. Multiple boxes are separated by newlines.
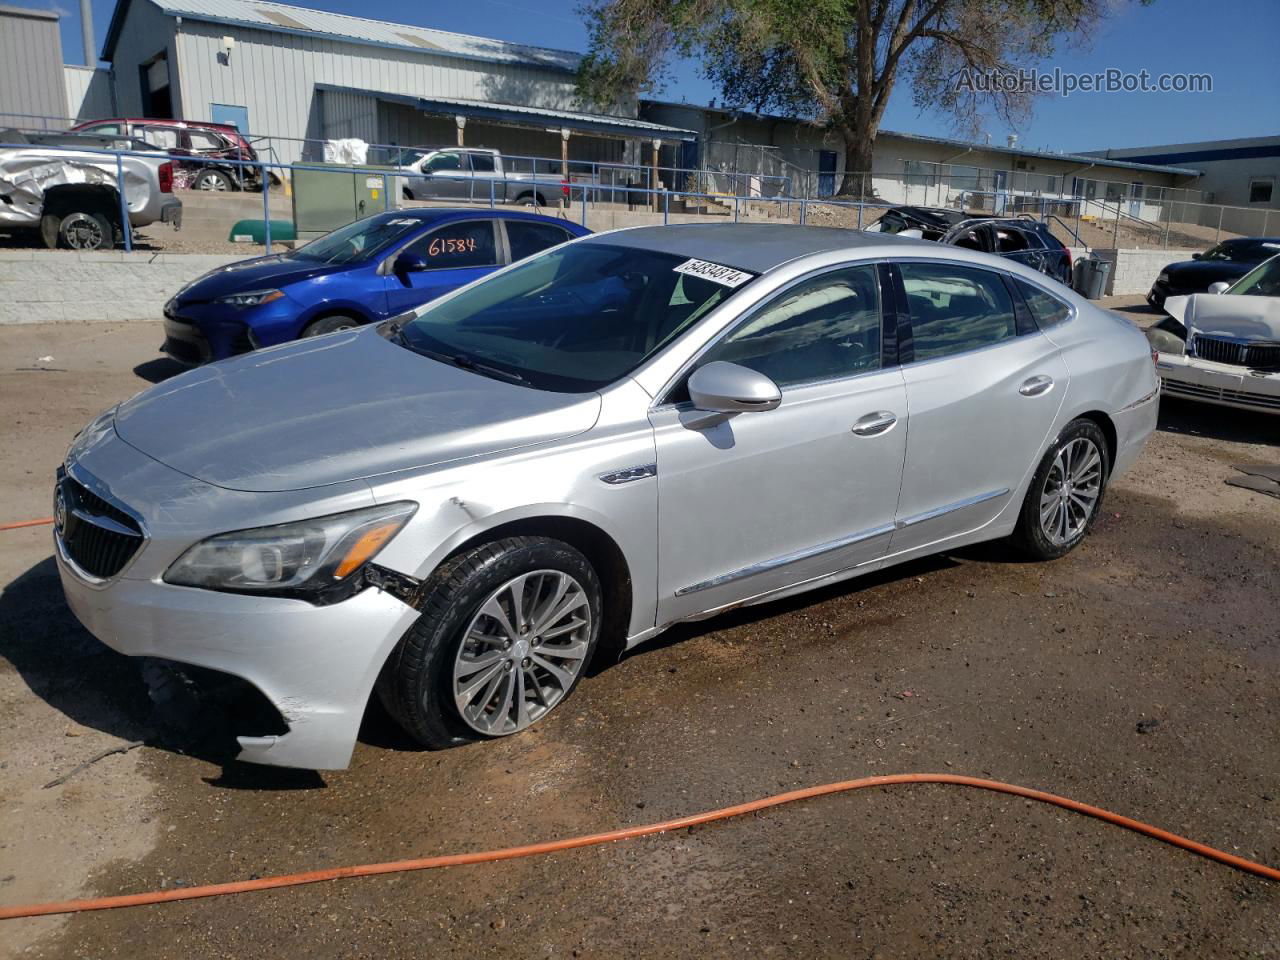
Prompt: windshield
<box><xmin>290</xmin><ymin>214</ymin><xmax>424</xmax><ymax>265</ymax></box>
<box><xmin>398</xmin><ymin>241</ymin><xmax>755</xmax><ymax>392</ymax></box>
<box><xmin>1199</xmin><ymin>241</ymin><xmax>1245</xmax><ymax>262</ymax></box>
<box><xmin>1227</xmin><ymin>255</ymin><xmax>1280</xmax><ymax>297</ymax></box>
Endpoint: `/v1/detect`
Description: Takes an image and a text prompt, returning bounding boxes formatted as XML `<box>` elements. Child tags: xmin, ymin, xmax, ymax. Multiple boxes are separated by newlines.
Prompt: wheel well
<box><xmin>303</xmin><ymin>306</ymin><xmax>372</xmax><ymax>330</ymax></box>
<box><xmin>42</xmin><ymin>184</ymin><xmax>121</xmax><ymax>224</ymax></box>
<box><xmin>444</xmin><ymin>517</ymin><xmax>633</xmax><ymax>667</ymax></box>
<box><xmin>1076</xmin><ymin>410</ymin><xmax>1117</xmax><ymax>472</ymax></box>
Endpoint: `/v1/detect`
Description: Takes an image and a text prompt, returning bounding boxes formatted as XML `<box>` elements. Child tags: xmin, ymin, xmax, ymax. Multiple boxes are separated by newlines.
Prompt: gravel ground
<box><xmin>0</xmin><ymin>315</ymin><xmax>1277</xmax><ymax>959</ymax></box>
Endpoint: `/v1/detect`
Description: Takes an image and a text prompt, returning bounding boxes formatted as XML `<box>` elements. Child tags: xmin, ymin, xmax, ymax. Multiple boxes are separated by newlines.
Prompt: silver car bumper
<box><xmin>56</xmin><ymin>539</ymin><xmax>419</xmax><ymax>769</ymax></box>
<box><xmin>1156</xmin><ymin>354</ymin><xmax>1280</xmax><ymax>415</ymax></box>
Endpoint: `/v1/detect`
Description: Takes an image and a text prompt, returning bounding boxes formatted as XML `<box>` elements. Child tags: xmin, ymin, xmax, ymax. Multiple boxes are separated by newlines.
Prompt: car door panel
<box><xmin>649</xmin><ymin>262</ymin><xmax>906</xmax><ymax>625</ymax></box>
<box><xmin>383</xmin><ymin>220</ymin><xmax>501</xmax><ymax>315</ymax></box>
<box><xmin>888</xmin><ymin>261</ymin><xmax>1068</xmax><ymax>554</ymax></box>
<box><xmin>651</xmin><ymin>370</ymin><xmax>908</xmax><ymax>624</ymax></box>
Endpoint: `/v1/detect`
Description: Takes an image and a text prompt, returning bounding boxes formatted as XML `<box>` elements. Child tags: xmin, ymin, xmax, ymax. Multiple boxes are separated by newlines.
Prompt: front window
<box><xmin>401</xmin><ymin>220</ymin><xmax>499</xmax><ymax>269</ymax></box>
<box><xmin>290</xmin><ymin>214</ymin><xmax>424</xmax><ymax>265</ymax></box>
<box><xmin>1227</xmin><ymin>255</ymin><xmax>1280</xmax><ymax>297</ymax></box>
<box><xmin>426</xmin><ymin>152</ymin><xmax>463</xmax><ymax>172</ymax></box>
<box><xmin>398</xmin><ymin>242</ymin><xmax>754</xmax><ymax>392</ymax></box>
<box><xmin>1199</xmin><ymin>241</ymin><xmax>1244</xmax><ymax>262</ymax></box>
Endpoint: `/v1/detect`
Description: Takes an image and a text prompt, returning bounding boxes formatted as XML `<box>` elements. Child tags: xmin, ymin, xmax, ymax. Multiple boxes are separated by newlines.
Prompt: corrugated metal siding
<box><xmin>0</xmin><ymin>8</ymin><xmax>68</xmax><ymax>127</ymax></box>
<box><xmin>175</xmin><ymin>18</ymin><xmax>581</xmax><ymax>164</ymax></box>
<box><xmin>64</xmin><ymin>67</ymin><xmax>118</xmax><ymax>121</ymax></box>
<box><xmin>110</xmin><ymin>0</ymin><xmax>182</xmax><ymax>117</ymax></box>
<box><xmin>319</xmin><ymin>89</ymin><xmax>377</xmax><ymax>143</ymax></box>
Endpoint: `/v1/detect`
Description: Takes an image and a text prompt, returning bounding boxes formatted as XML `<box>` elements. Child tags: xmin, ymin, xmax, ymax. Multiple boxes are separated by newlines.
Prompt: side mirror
<box><xmin>394</xmin><ymin>252</ymin><xmax>429</xmax><ymax>276</ymax></box>
<box><xmin>687</xmin><ymin>361</ymin><xmax>781</xmax><ymax>413</ymax></box>
<box><xmin>1191</xmin><ymin>252</ymin><xmax>1201</xmax><ymax>260</ymax></box>
<box><xmin>1207</xmin><ymin>280</ymin><xmax>1230</xmax><ymax>295</ymax></box>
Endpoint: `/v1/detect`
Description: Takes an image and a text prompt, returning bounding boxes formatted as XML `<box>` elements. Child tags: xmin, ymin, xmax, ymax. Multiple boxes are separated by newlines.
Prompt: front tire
<box><xmin>377</xmin><ymin>537</ymin><xmax>601</xmax><ymax>749</ymax></box>
<box><xmin>301</xmin><ymin>314</ymin><xmax>360</xmax><ymax>337</ymax></box>
<box><xmin>1013</xmin><ymin>418</ymin><xmax>1110</xmax><ymax>560</ymax></box>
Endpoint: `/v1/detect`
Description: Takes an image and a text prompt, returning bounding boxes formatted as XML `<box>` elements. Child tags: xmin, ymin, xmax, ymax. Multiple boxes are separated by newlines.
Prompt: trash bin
<box><xmin>1072</xmin><ymin>257</ymin><xmax>1112</xmax><ymax>299</ymax></box>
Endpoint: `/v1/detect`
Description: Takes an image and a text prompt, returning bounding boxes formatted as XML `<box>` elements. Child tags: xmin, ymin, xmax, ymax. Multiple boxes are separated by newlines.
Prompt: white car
<box><xmin>1146</xmin><ymin>254</ymin><xmax>1280</xmax><ymax>414</ymax></box>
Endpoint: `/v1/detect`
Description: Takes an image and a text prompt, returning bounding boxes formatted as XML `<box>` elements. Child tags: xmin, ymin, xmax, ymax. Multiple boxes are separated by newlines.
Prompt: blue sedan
<box><xmin>162</xmin><ymin>208</ymin><xmax>591</xmax><ymax>364</ymax></box>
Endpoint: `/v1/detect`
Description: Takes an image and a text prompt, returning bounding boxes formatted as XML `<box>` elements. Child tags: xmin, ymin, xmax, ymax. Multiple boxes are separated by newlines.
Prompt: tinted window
<box><xmin>404</xmin><ymin>221</ymin><xmax>499</xmax><ymax>269</ymax></box>
<box><xmin>698</xmin><ymin>266</ymin><xmax>882</xmax><ymax>387</ymax></box>
<box><xmin>469</xmin><ymin>153</ymin><xmax>496</xmax><ymax>172</ymax></box>
<box><xmin>1014</xmin><ymin>278</ymin><xmax>1071</xmax><ymax>328</ymax></box>
<box><xmin>426</xmin><ymin>152</ymin><xmax>463</xmax><ymax>172</ymax></box>
<box><xmin>994</xmin><ymin>227</ymin><xmax>1036</xmax><ymax>253</ymax></box>
<box><xmin>900</xmin><ymin>263</ymin><xmax>1016</xmax><ymax>361</ymax></box>
<box><xmin>400</xmin><ymin>242</ymin><xmax>753</xmax><ymax>392</ymax></box>
<box><xmin>506</xmin><ymin>221</ymin><xmax>573</xmax><ymax>261</ymax></box>
<box><xmin>1239</xmin><ymin>240</ymin><xmax>1280</xmax><ymax>264</ymax></box>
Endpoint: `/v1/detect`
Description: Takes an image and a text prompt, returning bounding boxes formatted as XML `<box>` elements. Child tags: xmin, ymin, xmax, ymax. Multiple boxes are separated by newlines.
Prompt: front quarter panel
<box><xmin>367</xmin><ymin>379</ymin><xmax>660</xmax><ymax>642</ymax></box>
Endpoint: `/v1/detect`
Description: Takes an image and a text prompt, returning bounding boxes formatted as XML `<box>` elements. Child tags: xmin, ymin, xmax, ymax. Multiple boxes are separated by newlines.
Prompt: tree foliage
<box><xmin>578</xmin><ymin>0</ymin><xmax>1117</xmax><ymax>195</ymax></box>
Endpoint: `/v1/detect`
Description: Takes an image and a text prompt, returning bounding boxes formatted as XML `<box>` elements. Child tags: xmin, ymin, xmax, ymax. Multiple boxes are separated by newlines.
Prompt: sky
<box><xmin>16</xmin><ymin>0</ymin><xmax>1278</xmax><ymax>153</ymax></box>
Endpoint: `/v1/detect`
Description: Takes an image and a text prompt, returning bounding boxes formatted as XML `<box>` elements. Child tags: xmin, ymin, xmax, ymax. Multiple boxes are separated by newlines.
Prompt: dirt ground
<box><xmin>1</xmin><ymin>304</ymin><xmax>1277</xmax><ymax>959</ymax></box>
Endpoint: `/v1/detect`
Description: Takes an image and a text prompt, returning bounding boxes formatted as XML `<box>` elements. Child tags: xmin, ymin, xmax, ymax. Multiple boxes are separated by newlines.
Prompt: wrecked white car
<box><xmin>1146</xmin><ymin>254</ymin><xmax>1280</xmax><ymax>414</ymax></box>
<box><xmin>0</xmin><ymin>130</ymin><xmax>181</xmax><ymax>250</ymax></box>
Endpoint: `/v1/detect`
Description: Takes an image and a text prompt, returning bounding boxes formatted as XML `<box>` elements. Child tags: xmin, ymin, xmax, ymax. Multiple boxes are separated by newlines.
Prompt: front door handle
<box><xmin>851</xmin><ymin>411</ymin><xmax>897</xmax><ymax>437</ymax></box>
<box><xmin>1019</xmin><ymin>375</ymin><xmax>1054</xmax><ymax>397</ymax></box>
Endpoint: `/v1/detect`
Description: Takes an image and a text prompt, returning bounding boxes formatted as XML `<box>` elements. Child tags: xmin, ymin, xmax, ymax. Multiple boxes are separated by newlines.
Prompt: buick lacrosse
<box><xmin>55</xmin><ymin>224</ymin><xmax>1158</xmax><ymax>769</ymax></box>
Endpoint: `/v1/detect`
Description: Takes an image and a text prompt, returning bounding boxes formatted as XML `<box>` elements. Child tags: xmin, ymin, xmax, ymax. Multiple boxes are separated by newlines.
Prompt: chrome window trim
<box><xmin>675</xmin><ymin>522</ymin><xmax>896</xmax><ymax>597</ymax></box>
<box><xmin>650</xmin><ymin>258</ymin><xmax>892</xmax><ymax>410</ymax></box>
<box><xmin>56</xmin><ymin>460</ymin><xmax>151</xmax><ymax>588</ymax></box>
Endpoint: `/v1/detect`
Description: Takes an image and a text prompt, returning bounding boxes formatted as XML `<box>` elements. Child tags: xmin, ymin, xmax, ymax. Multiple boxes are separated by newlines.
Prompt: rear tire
<box><xmin>376</xmin><ymin>537</ymin><xmax>602</xmax><ymax>749</ymax></box>
<box><xmin>516</xmin><ymin>193</ymin><xmax>545</xmax><ymax>208</ymax></box>
<box><xmin>1013</xmin><ymin>418</ymin><xmax>1110</xmax><ymax>561</ymax></box>
<box><xmin>41</xmin><ymin>211</ymin><xmax>114</xmax><ymax>251</ymax></box>
<box><xmin>301</xmin><ymin>314</ymin><xmax>360</xmax><ymax>338</ymax></box>
<box><xmin>193</xmin><ymin>169</ymin><xmax>234</xmax><ymax>191</ymax></box>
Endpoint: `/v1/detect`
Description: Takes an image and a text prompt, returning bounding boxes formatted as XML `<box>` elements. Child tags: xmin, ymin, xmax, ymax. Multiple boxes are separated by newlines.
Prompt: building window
<box><xmin>1249</xmin><ymin>179</ymin><xmax>1274</xmax><ymax>204</ymax></box>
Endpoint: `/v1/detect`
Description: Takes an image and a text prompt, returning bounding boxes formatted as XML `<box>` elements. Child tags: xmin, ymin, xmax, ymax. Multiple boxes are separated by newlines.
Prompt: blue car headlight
<box><xmin>216</xmin><ymin>288</ymin><xmax>286</xmax><ymax>309</ymax></box>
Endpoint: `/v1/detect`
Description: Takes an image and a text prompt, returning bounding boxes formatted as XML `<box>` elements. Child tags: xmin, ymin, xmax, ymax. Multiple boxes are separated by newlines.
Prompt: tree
<box><xmin>578</xmin><ymin>0</ymin><xmax>1111</xmax><ymax>196</ymax></box>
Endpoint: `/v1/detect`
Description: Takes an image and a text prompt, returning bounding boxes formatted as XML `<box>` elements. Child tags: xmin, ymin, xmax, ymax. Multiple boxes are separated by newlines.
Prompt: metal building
<box><xmin>99</xmin><ymin>0</ymin><xmax>693</xmax><ymax>166</ymax></box>
<box><xmin>0</xmin><ymin>4</ymin><xmax>69</xmax><ymax>128</ymax></box>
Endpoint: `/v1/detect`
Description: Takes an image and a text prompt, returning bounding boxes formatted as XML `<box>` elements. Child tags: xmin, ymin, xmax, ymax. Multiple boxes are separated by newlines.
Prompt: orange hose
<box><xmin>1</xmin><ymin>772</ymin><xmax>1275</xmax><ymax>921</ymax></box>
<box><xmin>0</xmin><ymin>517</ymin><xmax>53</xmax><ymax>532</ymax></box>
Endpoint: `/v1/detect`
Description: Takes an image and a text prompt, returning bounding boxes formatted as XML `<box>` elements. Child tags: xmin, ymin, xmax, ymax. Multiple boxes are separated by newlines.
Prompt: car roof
<box><xmin>373</xmin><ymin>207</ymin><xmax>589</xmax><ymax>231</ymax></box>
<box><xmin>594</xmin><ymin>223</ymin><xmax>932</xmax><ymax>273</ymax></box>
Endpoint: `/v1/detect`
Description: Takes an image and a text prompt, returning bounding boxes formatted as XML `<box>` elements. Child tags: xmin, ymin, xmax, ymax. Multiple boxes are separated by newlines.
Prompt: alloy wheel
<box><xmin>451</xmin><ymin>570</ymin><xmax>592</xmax><ymax>736</ymax></box>
<box><xmin>62</xmin><ymin>214</ymin><xmax>106</xmax><ymax>250</ymax></box>
<box><xmin>1039</xmin><ymin>437</ymin><xmax>1102</xmax><ymax>546</ymax></box>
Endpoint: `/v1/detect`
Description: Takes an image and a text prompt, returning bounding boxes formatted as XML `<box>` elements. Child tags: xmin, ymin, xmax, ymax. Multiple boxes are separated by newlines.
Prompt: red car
<box><xmin>70</xmin><ymin>118</ymin><xmax>271</xmax><ymax>191</ymax></box>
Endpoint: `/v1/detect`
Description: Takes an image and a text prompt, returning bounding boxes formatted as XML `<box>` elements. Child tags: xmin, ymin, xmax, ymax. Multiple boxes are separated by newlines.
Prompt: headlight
<box><xmin>215</xmin><ymin>288</ymin><xmax>286</xmax><ymax>308</ymax></box>
<box><xmin>1145</xmin><ymin>327</ymin><xmax>1185</xmax><ymax>357</ymax></box>
<box><xmin>1157</xmin><ymin>273</ymin><xmax>1169</xmax><ymax>283</ymax></box>
<box><xmin>164</xmin><ymin>502</ymin><xmax>416</xmax><ymax>595</ymax></box>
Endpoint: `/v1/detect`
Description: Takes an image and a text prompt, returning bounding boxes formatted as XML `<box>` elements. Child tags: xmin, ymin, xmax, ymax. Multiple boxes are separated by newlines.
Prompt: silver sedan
<box><xmin>55</xmin><ymin>224</ymin><xmax>1159</xmax><ymax>769</ymax></box>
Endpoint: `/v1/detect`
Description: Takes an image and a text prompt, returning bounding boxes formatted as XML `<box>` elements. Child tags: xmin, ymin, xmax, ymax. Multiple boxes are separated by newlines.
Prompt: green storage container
<box><xmin>228</xmin><ymin>219</ymin><xmax>296</xmax><ymax>244</ymax></box>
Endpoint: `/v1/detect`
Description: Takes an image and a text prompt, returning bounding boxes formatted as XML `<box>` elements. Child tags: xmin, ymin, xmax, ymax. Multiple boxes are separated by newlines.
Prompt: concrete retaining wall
<box><xmin>1088</xmin><ymin>248</ymin><xmax>1196</xmax><ymax>297</ymax></box>
<box><xmin>0</xmin><ymin>251</ymin><xmax>242</xmax><ymax>324</ymax></box>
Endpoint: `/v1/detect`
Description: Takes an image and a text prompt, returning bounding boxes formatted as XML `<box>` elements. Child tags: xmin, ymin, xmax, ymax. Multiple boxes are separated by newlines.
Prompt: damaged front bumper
<box><xmin>1155</xmin><ymin>353</ymin><xmax>1280</xmax><ymax>415</ymax></box>
<box><xmin>56</xmin><ymin>542</ymin><xmax>420</xmax><ymax>769</ymax></box>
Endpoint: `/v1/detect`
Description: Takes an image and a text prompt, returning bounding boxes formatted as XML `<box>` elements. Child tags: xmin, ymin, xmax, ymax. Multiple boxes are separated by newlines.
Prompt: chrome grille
<box><xmin>56</xmin><ymin>471</ymin><xmax>144</xmax><ymax>579</ymax></box>
<box><xmin>1193</xmin><ymin>336</ymin><xmax>1280</xmax><ymax>370</ymax></box>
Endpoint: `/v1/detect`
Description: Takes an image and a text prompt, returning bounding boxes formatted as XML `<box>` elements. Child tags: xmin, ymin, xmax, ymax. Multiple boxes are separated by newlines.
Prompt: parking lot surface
<box><xmin>1</xmin><ymin>315</ymin><xmax>1277</xmax><ymax>958</ymax></box>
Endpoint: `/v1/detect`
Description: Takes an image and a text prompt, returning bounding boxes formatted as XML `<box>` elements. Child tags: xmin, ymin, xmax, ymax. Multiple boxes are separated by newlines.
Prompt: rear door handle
<box><xmin>851</xmin><ymin>411</ymin><xmax>897</xmax><ymax>436</ymax></box>
<box><xmin>1019</xmin><ymin>375</ymin><xmax>1054</xmax><ymax>397</ymax></box>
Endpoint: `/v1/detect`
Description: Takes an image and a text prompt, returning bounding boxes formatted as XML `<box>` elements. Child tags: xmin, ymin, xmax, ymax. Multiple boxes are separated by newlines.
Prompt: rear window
<box><xmin>1014</xmin><ymin>278</ymin><xmax>1072</xmax><ymax>329</ymax></box>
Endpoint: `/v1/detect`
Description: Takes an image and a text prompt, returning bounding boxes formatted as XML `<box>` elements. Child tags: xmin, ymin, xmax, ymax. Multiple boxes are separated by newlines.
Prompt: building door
<box><xmin>211</xmin><ymin>103</ymin><xmax>250</xmax><ymax>132</ymax></box>
<box><xmin>1129</xmin><ymin>182</ymin><xmax>1144</xmax><ymax>219</ymax></box>
<box><xmin>139</xmin><ymin>53</ymin><xmax>172</xmax><ymax>117</ymax></box>
<box><xmin>818</xmin><ymin>150</ymin><xmax>837</xmax><ymax>196</ymax></box>
<box><xmin>993</xmin><ymin>169</ymin><xmax>1008</xmax><ymax>214</ymax></box>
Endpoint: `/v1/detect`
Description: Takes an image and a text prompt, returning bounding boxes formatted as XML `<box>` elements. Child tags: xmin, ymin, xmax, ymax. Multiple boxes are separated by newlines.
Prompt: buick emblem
<box><xmin>53</xmin><ymin>485</ymin><xmax>67</xmax><ymax>536</ymax></box>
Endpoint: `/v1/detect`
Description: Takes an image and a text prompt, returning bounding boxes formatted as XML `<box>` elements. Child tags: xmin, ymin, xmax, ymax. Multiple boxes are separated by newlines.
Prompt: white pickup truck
<box><xmin>0</xmin><ymin>130</ymin><xmax>182</xmax><ymax>249</ymax></box>
<box><xmin>397</xmin><ymin>147</ymin><xmax>566</xmax><ymax>207</ymax></box>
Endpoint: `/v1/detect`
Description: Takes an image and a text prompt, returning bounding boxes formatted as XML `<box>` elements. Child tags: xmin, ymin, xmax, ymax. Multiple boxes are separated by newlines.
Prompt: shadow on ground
<box><xmin>1158</xmin><ymin>395</ymin><xmax>1280</xmax><ymax>448</ymax></box>
<box><xmin>133</xmin><ymin>358</ymin><xmax>186</xmax><ymax>384</ymax></box>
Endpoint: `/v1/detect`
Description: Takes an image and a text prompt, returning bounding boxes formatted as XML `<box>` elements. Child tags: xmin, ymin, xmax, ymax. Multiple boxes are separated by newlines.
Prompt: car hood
<box><xmin>173</xmin><ymin>254</ymin><xmax>355</xmax><ymax>303</ymax></box>
<box><xmin>1164</xmin><ymin>294</ymin><xmax>1280</xmax><ymax>341</ymax></box>
<box><xmin>112</xmin><ymin>329</ymin><xmax>602</xmax><ymax>492</ymax></box>
<box><xmin>1162</xmin><ymin>259</ymin><xmax>1251</xmax><ymax>286</ymax></box>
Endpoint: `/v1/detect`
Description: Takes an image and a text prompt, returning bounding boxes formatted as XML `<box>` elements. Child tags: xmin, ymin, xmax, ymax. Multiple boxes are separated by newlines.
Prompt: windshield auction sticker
<box><xmin>673</xmin><ymin>259</ymin><xmax>754</xmax><ymax>288</ymax></box>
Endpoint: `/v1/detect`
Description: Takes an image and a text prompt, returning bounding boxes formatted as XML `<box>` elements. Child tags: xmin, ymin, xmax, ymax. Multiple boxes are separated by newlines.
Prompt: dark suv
<box><xmin>870</xmin><ymin>207</ymin><xmax>1073</xmax><ymax>285</ymax></box>
<box><xmin>70</xmin><ymin>118</ymin><xmax>268</xmax><ymax>191</ymax></box>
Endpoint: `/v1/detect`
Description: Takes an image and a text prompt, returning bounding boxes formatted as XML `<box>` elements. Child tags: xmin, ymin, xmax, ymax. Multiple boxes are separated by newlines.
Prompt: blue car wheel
<box><xmin>303</xmin><ymin>315</ymin><xmax>362</xmax><ymax>338</ymax></box>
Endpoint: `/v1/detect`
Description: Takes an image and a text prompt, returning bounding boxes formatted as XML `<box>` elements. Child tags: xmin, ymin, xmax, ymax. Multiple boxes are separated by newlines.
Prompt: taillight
<box><xmin>158</xmin><ymin>161</ymin><xmax>174</xmax><ymax>193</ymax></box>
<box><xmin>561</xmin><ymin>179</ymin><xmax>570</xmax><ymax>197</ymax></box>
